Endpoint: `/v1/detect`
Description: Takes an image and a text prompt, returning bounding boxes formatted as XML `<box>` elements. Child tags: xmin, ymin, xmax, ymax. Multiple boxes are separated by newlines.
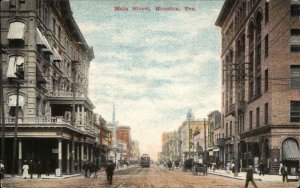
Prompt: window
<box><xmin>265</xmin><ymin>69</ymin><xmax>268</xmax><ymax>92</ymax></box>
<box><xmin>264</xmin><ymin>103</ymin><xmax>268</xmax><ymax>125</ymax></box>
<box><xmin>290</xmin><ymin>65</ymin><xmax>300</xmax><ymax>88</ymax></box>
<box><xmin>291</xmin><ymin>29</ymin><xmax>300</xmax><ymax>52</ymax></box>
<box><xmin>265</xmin><ymin>34</ymin><xmax>268</xmax><ymax>58</ymax></box>
<box><xmin>6</xmin><ymin>56</ymin><xmax>24</xmax><ymax>79</ymax></box>
<box><xmin>291</xmin><ymin>0</ymin><xmax>300</xmax><ymax>16</ymax></box>
<box><xmin>226</xmin><ymin>123</ymin><xmax>228</xmax><ymax>137</ymax></box>
<box><xmin>255</xmin><ymin>76</ymin><xmax>261</xmax><ymax>97</ymax></box>
<box><xmin>229</xmin><ymin>121</ymin><xmax>232</xmax><ymax>136</ymax></box>
<box><xmin>265</xmin><ymin>2</ymin><xmax>269</xmax><ymax>24</ymax></box>
<box><xmin>249</xmin><ymin>111</ymin><xmax>253</xmax><ymax>130</ymax></box>
<box><xmin>53</xmin><ymin>18</ymin><xmax>56</xmax><ymax>35</ymax></box>
<box><xmin>290</xmin><ymin>101</ymin><xmax>300</xmax><ymax>122</ymax></box>
<box><xmin>256</xmin><ymin>107</ymin><xmax>260</xmax><ymax>128</ymax></box>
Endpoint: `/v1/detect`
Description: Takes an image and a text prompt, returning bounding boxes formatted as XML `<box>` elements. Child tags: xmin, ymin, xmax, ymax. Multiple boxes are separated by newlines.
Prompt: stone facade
<box><xmin>0</xmin><ymin>0</ymin><xmax>96</xmax><ymax>175</ymax></box>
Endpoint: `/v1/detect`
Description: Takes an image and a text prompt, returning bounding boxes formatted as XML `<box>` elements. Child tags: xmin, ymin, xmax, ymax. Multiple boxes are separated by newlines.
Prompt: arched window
<box><xmin>282</xmin><ymin>138</ymin><xmax>299</xmax><ymax>161</ymax></box>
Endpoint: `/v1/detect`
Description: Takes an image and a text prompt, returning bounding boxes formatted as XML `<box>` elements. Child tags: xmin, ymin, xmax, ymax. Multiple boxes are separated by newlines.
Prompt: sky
<box><xmin>70</xmin><ymin>0</ymin><xmax>224</xmax><ymax>161</ymax></box>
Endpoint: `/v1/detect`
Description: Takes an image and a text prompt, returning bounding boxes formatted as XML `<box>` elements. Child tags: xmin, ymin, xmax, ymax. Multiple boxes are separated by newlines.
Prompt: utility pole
<box><xmin>204</xmin><ymin>118</ymin><xmax>207</xmax><ymax>164</ymax></box>
<box><xmin>11</xmin><ymin>78</ymin><xmax>21</xmax><ymax>176</ymax></box>
<box><xmin>233</xmin><ymin>62</ymin><xmax>241</xmax><ymax>177</ymax></box>
<box><xmin>187</xmin><ymin>109</ymin><xmax>192</xmax><ymax>159</ymax></box>
<box><xmin>0</xmin><ymin>0</ymin><xmax>6</xmax><ymax>163</ymax></box>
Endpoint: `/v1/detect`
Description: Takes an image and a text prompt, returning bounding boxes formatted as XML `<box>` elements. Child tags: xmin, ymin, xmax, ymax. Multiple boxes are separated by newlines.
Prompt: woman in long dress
<box><xmin>22</xmin><ymin>161</ymin><xmax>30</xmax><ymax>179</ymax></box>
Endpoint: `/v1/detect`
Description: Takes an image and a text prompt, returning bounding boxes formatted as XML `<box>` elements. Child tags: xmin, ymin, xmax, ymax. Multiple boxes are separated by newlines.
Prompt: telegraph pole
<box><xmin>0</xmin><ymin>0</ymin><xmax>6</xmax><ymax>163</ymax></box>
<box><xmin>204</xmin><ymin>118</ymin><xmax>207</xmax><ymax>164</ymax></box>
<box><xmin>11</xmin><ymin>78</ymin><xmax>21</xmax><ymax>176</ymax></box>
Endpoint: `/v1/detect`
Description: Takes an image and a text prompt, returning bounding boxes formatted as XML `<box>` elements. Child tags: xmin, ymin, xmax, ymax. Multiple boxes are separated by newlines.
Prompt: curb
<box><xmin>208</xmin><ymin>172</ymin><xmax>262</xmax><ymax>181</ymax></box>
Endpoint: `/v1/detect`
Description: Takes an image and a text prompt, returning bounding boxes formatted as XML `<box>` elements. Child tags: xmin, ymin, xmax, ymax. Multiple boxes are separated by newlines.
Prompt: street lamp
<box><xmin>187</xmin><ymin>109</ymin><xmax>192</xmax><ymax>159</ymax></box>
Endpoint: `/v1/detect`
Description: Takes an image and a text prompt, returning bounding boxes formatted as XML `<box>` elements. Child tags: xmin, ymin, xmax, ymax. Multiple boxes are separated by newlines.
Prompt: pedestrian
<box><xmin>0</xmin><ymin>160</ymin><xmax>4</xmax><ymax>188</ymax></box>
<box><xmin>281</xmin><ymin>165</ymin><xmax>288</xmax><ymax>183</ymax></box>
<box><xmin>29</xmin><ymin>160</ymin><xmax>34</xmax><ymax>179</ymax></box>
<box><xmin>45</xmin><ymin>160</ymin><xmax>50</xmax><ymax>176</ymax></box>
<box><xmin>259</xmin><ymin>160</ymin><xmax>264</xmax><ymax>176</ymax></box>
<box><xmin>245</xmin><ymin>165</ymin><xmax>257</xmax><ymax>188</ymax></box>
<box><xmin>0</xmin><ymin>160</ymin><xmax>5</xmax><ymax>180</ymax></box>
<box><xmin>106</xmin><ymin>160</ymin><xmax>116</xmax><ymax>185</ymax></box>
<box><xmin>36</xmin><ymin>161</ymin><xmax>42</xmax><ymax>178</ymax></box>
<box><xmin>22</xmin><ymin>160</ymin><xmax>30</xmax><ymax>179</ymax></box>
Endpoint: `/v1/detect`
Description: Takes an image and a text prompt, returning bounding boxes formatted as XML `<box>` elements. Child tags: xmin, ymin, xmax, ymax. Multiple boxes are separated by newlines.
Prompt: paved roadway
<box><xmin>2</xmin><ymin>165</ymin><xmax>299</xmax><ymax>188</ymax></box>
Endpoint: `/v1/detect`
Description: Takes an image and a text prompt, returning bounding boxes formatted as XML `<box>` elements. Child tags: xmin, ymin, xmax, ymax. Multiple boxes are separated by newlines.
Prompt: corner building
<box><xmin>0</xmin><ymin>0</ymin><xmax>96</xmax><ymax>175</ymax></box>
<box><xmin>216</xmin><ymin>0</ymin><xmax>300</xmax><ymax>175</ymax></box>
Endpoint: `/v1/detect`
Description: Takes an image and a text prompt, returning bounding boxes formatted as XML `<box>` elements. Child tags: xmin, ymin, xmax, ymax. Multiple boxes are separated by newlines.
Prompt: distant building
<box><xmin>116</xmin><ymin>126</ymin><xmax>131</xmax><ymax>160</ymax></box>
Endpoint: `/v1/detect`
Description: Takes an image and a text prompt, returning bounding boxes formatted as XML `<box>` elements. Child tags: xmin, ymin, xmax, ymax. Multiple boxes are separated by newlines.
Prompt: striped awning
<box><xmin>6</xmin><ymin>56</ymin><xmax>24</xmax><ymax>78</ymax></box>
<box><xmin>8</xmin><ymin>95</ymin><xmax>25</xmax><ymax>107</ymax></box>
<box><xmin>36</xmin><ymin>28</ymin><xmax>47</xmax><ymax>48</ymax></box>
<box><xmin>282</xmin><ymin>139</ymin><xmax>300</xmax><ymax>161</ymax></box>
<box><xmin>41</xmin><ymin>35</ymin><xmax>53</xmax><ymax>55</ymax></box>
<box><xmin>52</xmin><ymin>48</ymin><xmax>62</xmax><ymax>62</ymax></box>
<box><xmin>7</xmin><ymin>22</ymin><xmax>25</xmax><ymax>40</ymax></box>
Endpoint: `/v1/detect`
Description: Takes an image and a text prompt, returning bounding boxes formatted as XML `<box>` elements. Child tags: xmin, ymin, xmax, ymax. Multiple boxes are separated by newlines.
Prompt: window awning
<box><xmin>6</xmin><ymin>56</ymin><xmax>24</xmax><ymax>78</ymax></box>
<box><xmin>36</xmin><ymin>28</ymin><xmax>47</xmax><ymax>48</ymax></box>
<box><xmin>41</xmin><ymin>35</ymin><xmax>53</xmax><ymax>55</ymax></box>
<box><xmin>8</xmin><ymin>95</ymin><xmax>25</xmax><ymax>107</ymax></box>
<box><xmin>282</xmin><ymin>139</ymin><xmax>300</xmax><ymax>161</ymax></box>
<box><xmin>7</xmin><ymin>22</ymin><xmax>25</xmax><ymax>41</ymax></box>
<box><xmin>52</xmin><ymin>48</ymin><xmax>62</xmax><ymax>62</ymax></box>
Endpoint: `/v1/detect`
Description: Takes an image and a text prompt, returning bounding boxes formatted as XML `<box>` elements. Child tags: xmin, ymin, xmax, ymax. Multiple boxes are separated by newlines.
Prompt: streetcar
<box><xmin>140</xmin><ymin>154</ymin><xmax>150</xmax><ymax>168</ymax></box>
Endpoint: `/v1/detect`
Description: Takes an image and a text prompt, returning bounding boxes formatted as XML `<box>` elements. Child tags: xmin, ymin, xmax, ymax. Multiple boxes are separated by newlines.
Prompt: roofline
<box><xmin>60</xmin><ymin>1</ymin><xmax>95</xmax><ymax>61</ymax></box>
<box><xmin>215</xmin><ymin>0</ymin><xmax>235</xmax><ymax>27</ymax></box>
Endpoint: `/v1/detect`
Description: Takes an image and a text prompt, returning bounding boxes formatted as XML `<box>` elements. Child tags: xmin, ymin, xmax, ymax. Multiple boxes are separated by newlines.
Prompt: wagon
<box><xmin>193</xmin><ymin>163</ymin><xmax>207</xmax><ymax>176</ymax></box>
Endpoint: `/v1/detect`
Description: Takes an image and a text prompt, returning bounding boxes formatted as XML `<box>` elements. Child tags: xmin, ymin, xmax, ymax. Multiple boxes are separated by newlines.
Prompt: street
<box><xmin>2</xmin><ymin>165</ymin><xmax>299</xmax><ymax>188</ymax></box>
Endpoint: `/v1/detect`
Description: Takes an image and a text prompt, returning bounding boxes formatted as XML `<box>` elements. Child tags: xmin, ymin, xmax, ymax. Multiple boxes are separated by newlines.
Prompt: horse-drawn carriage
<box><xmin>193</xmin><ymin>162</ymin><xmax>207</xmax><ymax>176</ymax></box>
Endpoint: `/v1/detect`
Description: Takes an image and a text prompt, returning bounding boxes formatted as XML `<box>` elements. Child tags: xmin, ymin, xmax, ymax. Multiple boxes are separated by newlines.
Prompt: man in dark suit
<box><xmin>106</xmin><ymin>160</ymin><xmax>116</xmax><ymax>185</ymax></box>
<box><xmin>245</xmin><ymin>165</ymin><xmax>257</xmax><ymax>188</ymax></box>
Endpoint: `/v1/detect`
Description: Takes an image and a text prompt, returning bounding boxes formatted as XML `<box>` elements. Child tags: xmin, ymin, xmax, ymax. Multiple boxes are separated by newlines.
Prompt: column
<box><xmin>81</xmin><ymin>143</ymin><xmax>84</xmax><ymax>161</ymax></box>
<box><xmin>18</xmin><ymin>139</ymin><xmax>22</xmax><ymax>174</ymax></box>
<box><xmin>71</xmin><ymin>140</ymin><xmax>75</xmax><ymax>174</ymax></box>
<box><xmin>91</xmin><ymin>147</ymin><xmax>94</xmax><ymax>162</ymax></box>
<box><xmin>246</xmin><ymin>143</ymin><xmax>249</xmax><ymax>167</ymax></box>
<box><xmin>66</xmin><ymin>142</ymin><xmax>70</xmax><ymax>174</ymax></box>
<box><xmin>77</xmin><ymin>144</ymin><xmax>80</xmax><ymax>172</ymax></box>
<box><xmin>58</xmin><ymin>139</ymin><xmax>62</xmax><ymax>176</ymax></box>
<box><xmin>77</xmin><ymin>106</ymin><xmax>80</xmax><ymax>125</ymax></box>
<box><xmin>86</xmin><ymin>145</ymin><xmax>89</xmax><ymax>161</ymax></box>
<box><xmin>81</xmin><ymin>106</ymin><xmax>85</xmax><ymax>126</ymax></box>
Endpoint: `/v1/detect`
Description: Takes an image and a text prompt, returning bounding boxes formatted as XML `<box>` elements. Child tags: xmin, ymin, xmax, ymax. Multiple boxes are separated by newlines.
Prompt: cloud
<box><xmin>71</xmin><ymin>0</ymin><xmax>223</xmax><ymax>161</ymax></box>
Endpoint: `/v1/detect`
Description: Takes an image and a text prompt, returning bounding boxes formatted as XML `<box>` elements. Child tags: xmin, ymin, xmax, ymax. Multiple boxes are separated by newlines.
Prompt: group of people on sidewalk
<box><xmin>22</xmin><ymin>160</ymin><xmax>44</xmax><ymax>179</ymax></box>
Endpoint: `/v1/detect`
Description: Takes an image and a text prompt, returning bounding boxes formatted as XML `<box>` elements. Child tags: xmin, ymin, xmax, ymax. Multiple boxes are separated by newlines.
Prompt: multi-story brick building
<box><xmin>216</xmin><ymin>0</ymin><xmax>300</xmax><ymax>174</ymax></box>
<box><xmin>116</xmin><ymin>126</ymin><xmax>131</xmax><ymax>160</ymax></box>
<box><xmin>0</xmin><ymin>0</ymin><xmax>96</xmax><ymax>175</ymax></box>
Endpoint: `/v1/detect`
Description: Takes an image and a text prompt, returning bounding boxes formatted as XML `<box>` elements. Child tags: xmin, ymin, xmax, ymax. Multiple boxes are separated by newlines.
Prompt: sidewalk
<box><xmin>3</xmin><ymin>165</ymin><xmax>136</xmax><ymax>180</ymax></box>
<box><xmin>208</xmin><ymin>169</ymin><xmax>299</xmax><ymax>182</ymax></box>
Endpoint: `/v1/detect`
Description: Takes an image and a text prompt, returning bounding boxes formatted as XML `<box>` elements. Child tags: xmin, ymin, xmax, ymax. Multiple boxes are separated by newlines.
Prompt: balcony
<box><xmin>50</xmin><ymin>91</ymin><xmax>86</xmax><ymax>98</ymax></box>
<box><xmin>225</xmin><ymin>103</ymin><xmax>235</xmax><ymax>116</ymax></box>
<box><xmin>4</xmin><ymin>116</ymin><xmax>97</xmax><ymax>137</ymax></box>
<box><xmin>238</xmin><ymin>100</ymin><xmax>246</xmax><ymax>114</ymax></box>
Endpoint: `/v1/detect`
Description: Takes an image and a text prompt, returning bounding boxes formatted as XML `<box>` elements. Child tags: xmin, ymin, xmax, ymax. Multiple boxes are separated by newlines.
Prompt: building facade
<box><xmin>116</xmin><ymin>126</ymin><xmax>131</xmax><ymax>161</ymax></box>
<box><xmin>216</xmin><ymin>0</ymin><xmax>300</xmax><ymax>174</ymax></box>
<box><xmin>207</xmin><ymin>110</ymin><xmax>221</xmax><ymax>164</ymax></box>
<box><xmin>0</xmin><ymin>0</ymin><xmax>96</xmax><ymax>175</ymax></box>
